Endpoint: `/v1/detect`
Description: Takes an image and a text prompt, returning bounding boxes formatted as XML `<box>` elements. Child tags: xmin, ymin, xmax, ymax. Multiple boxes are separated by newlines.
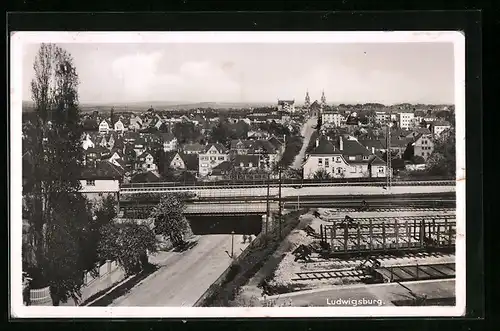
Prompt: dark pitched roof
<box><xmin>182</xmin><ymin>143</ymin><xmax>204</xmax><ymax>152</ymax></box>
<box><xmin>268</xmin><ymin>136</ymin><xmax>284</xmax><ymax>149</ymax></box>
<box><xmin>369</xmin><ymin>156</ymin><xmax>386</xmax><ymax>166</ymax></box>
<box><xmin>160</xmin><ymin>132</ymin><xmax>176</xmax><ymax>142</ymax></box>
<box><xmin>131</xmin><ymin>171</ymin><xmax>161</xmax><ymax>183</ymax></box>
<box><xmin>310</xmin><ymin>100</ymin><xmax>321</xmax><ymax>109</ymax></box>
<box><xmin>180</xmin><ymin>153</ymin><xmax>199</xmax><ymax>171</ymax></box>
<box><xmin>232</xmin><ymin>154</ymin><xmax>259</xmax><ymax>167</ymax></box>
<box><xmin>359</xmin><ymin>139</ymin><xmax>385</xmax><ymax>150</ymax></box>
<box><xmin>310</xmin><ymin>138</ymin><xmax>338</xmax><ymax>155</ymax></box>
<box><xmin>81</xmin><ymin>161</ymin><xmax>124</xmax><ymax>180</ymax></box>
<box><xmin>340</xmin><ymin>138</ymin><xmax>372</xmax><ymax>157</ymax></box>
<box><xmin>433</xmin><ymin>120</ymin><xmax>451</xmax><ymax>126</ymax></box>
<box><xmin>137</xmin><ymin>150</ymin><xmax>154</xmax><ymax>160</ymax></box>
<box><xmin>162</xmin><ymin>151</ymin><xmax>179</xmax><ymax>165</ymax></box>
<box><xmin>212</xmin><ymin>161</ymin><xmax>232</xmax><ymax>172</ymax></box>
<box><xmin>408</xmin><ymin>127</ymin><xmax>431</xmax><ymax>136</ymax></box>
<box><xmin>202</xmin><ymin>143</ymin><xmax>228</xmax><ymax>154</ymax></box>
<box><xmin>248</xmin><ymin>140</ymin><xmax>277</xmax><ymax>154</ymax></box>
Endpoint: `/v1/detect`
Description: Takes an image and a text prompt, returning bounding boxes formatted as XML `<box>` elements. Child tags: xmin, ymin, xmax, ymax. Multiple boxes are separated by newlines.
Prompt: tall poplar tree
<box><xmin>27</xmin><ymin>44</ymin><xmax>91</xmax><ymax>305</ymax></box>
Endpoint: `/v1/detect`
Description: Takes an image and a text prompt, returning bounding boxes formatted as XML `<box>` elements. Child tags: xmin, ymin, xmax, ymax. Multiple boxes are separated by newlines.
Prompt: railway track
<box><xmin>292</xmin><ymin>260</ymin><xmax>456</xmax><ymax>283</ymax></box>
<box><xmin>299</xmin><ymin>252</ymin><xmax>454</xmax><ymax>266</ymax></box>
<box><xmin>319</xmin><ymin>207</ymin><xmax>456</xmax><ymax>213</ymax></box>
<box><xmin>292</xmin><ymin>268</ymin><xmax>368</xmax><ymax>281</ymax></box>
<box><xmin>322</xmin><ymin>215</ymin><xmax>456</xmax><ymax>224</ymax></box>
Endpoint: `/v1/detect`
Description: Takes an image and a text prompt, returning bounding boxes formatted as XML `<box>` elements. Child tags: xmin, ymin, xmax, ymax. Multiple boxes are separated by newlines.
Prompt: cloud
<box><xmin>110</xmin><ymin>52</ymin><xmax>240</xmax><ymax>102</ymax></box>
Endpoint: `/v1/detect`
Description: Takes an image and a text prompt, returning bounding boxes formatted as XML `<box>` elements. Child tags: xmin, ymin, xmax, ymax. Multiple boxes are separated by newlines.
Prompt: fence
<box><xmin>29</xmin><ymin>286</ymin><xmax>51</xmax><ymax>305</ymax></box>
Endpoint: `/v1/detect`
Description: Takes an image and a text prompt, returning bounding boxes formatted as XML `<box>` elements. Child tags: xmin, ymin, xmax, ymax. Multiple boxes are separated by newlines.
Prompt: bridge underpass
<box><xmin>187</xmin><ymin>215</ymin><xmax>264</xmax><ymax>235</ymax></box>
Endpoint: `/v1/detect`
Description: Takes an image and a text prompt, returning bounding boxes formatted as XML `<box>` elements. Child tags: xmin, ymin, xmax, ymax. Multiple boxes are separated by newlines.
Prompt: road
<box><xmin>291</xmin><ymin>116</ymin><xmax>317</xmax><ymax>170</ymax></box>
<box><xmin>110</xmin><ymin>234</ymin><xmax>249</xmax><ymax>307</ymax></box>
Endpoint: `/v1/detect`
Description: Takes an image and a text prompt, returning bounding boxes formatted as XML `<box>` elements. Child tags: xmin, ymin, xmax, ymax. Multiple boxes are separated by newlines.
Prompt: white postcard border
<box><xmin>10</xmin><ymin>31</ymin><xmax>466</xmax><ymax>318</ymax></box>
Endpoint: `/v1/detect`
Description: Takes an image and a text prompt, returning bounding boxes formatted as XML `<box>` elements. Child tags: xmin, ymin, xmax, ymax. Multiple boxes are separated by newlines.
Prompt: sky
<box><xmin>21</xmin><ymin>42</ymin><xmax>455</xmax><ymax>105</ymax></box>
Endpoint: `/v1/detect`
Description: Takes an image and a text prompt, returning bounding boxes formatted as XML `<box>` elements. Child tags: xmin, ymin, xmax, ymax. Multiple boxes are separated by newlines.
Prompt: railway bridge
<box><xmin>121</xmin><ymin>201</ymin><xmax>279</xmax><ymax>236</ymax></box>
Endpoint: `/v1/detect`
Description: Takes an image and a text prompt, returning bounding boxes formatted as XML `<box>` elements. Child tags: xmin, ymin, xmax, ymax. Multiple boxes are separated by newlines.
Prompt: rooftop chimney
<box><xmin>316</xmin><ymin>138</ymin><xmax>320</xmax><ymax>147</ymax></box>
<box><xmin>371</xmin><ymin>147</ymin><xmax>375</xmax><ymax>154</ymax></box>
<box><xmin>339</xmin><ymin>136</ymin><xmax>343</xmax><ymax>151</ymax></box>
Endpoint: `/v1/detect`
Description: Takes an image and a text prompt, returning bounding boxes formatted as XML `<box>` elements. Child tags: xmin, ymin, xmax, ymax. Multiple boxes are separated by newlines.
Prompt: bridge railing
<box><xmin>120</xmin><ymin>180</ymin><xmax>456</xmax><ymax>192</ymax></box>
<box><xmin>120</xmin><ymin>176</ymin><xmax>455</xmax><ymax>189</ymax></box>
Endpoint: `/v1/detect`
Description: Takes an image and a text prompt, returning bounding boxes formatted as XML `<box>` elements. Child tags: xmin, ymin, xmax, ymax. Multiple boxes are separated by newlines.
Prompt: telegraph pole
<box><xmin>266</xmin><ymin>172</ymin><xmax>270</xmax><ymax>235</ymax></box>
<box><xmin>278</xmin><ymin>165</ymin><xmax>282</xmax><ymax>239</ymax></box>
<box><xmin>386</xmin><ymin>111</ymin><xmax>392</xmax><ymax>190</ymax></box>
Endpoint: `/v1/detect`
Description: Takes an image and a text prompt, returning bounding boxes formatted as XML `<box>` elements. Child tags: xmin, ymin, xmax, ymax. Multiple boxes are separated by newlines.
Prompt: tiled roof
<box><xmin>131</xmin><ymin>171</ymin><xmax>161</xmax><ymax>183</ymax></box>
<box><xmin>359</xmin><ymin>139</ymin><xmax>385</xmax><ymax>150</ymax></box>
<box><xmin>248</xmin><ymin>140</ymin><xmax>277</xmax><ymax>154</ymax></box>
<box><xmin>162</xmin><ymin>151</ymin><xmax>179</xmax><ymax>165</ymax></box>
<box><xmin>232</xmin><ymin>154</ymin><xmax>259</xmax><ymax>167</ymax></box>
<box><xmin>160</xmin><ymin>132</ymin><xmax>177</xmax><ymax>142</ymax></box>
<box><xmin>309</xmin><ymin>137</ymin><xmax>337</xmax><ymax>155</ymax></box>
<box><xmin>369</xmin><ymin>156</ymin><xmax>386</xmax><ymax>166</ymax></box>
<box><xmin>81</xmin><ymin>161</ymin><xmax>124</xmax><ymax>180</ymax></box>
<box><xmin>202</xmin><ymin>143</ymin><xmax>228</xmax><ymax>154</ymax></box>
<box><xmin>212</xmin><ymin>161</ymin><xmax>232</xmax><ymax>172</ymax></box>
<box><xmin>180</xmin><ymin>153</ymin><xmax>199</xmax><ymax>171</ymax></box>
<box><xmin>433</xmin><ymin>121</ymin><xmax>451</xmax><ymax>127</ymax></box>
<box><xmin>339</xmin><ymin>139</ymin><xmax>372</xmax><ymax>157</ymax></box>
<box><xmin>137</xmin><ymin>150</ymin><xmax>154</xmax><ymax>160</ymax></box>
<box><xmin>182</xmin><ymin>143</ymin><xmax>204</xmax><ymax>152</ymax></box>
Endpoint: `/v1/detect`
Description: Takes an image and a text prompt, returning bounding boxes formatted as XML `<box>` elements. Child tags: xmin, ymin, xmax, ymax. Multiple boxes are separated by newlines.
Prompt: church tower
<box><xmin>304</xmin><ymin>90</ymin><xmax>311</xmax><ymax>109</ymax></box>
<box><xmin>320</xmin><ymin>90</ymin><xmax>326</xmax><ymax>107</ymax></box>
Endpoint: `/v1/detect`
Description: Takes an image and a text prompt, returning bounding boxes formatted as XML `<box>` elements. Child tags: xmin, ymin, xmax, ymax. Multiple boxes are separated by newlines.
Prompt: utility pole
<box><xmin>266</xmin><ymin>172</ymin><xmax>270</xmax><ymax>235</ymax></box>
<box><xmin>278</xmin><ymin>165</ymin><xmax>282</xmax><ymax>239</ymax></box>
<box><xmin>386</xmin><ymin>110</ymin><xmax>392</xmax><ymax>190</ymax></box>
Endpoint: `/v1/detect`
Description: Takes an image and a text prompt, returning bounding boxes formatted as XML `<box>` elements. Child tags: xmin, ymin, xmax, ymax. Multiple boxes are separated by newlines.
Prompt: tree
<box><xmin>313</xmin><ymin>168</ymin><xmax>332</xmax><ymax>180</ymax></box>
<box><xmin>173</xmin><ymin>122</ymin><xmax>200</xmax><ymax>144</ymax></box>
<box><xmin>98</xmin><ymin>221</ymin><xmax>158</xmax><ymax>276</ymax></box>
<box><xmin>150</xmin><ymin>194</ymin><xmax>192</xmax><ymax>247</ymax></box>
<box><xmin>25</xmin><ymin>43</ymin><xmax>92</xmax><ymax>305</ymax></box>
<box><xmin>209</xmin><ymin>120</ymin><xmax>232</xmax><ymax>144</ymax></box>
<box><xmin>426</xmin><ymin>129</ymin><xmax>456</xmax><ymax>177</ymax></box>
<box><xmin>81</xmin><ymin>195</ymin><xmax>118</xmax><ymax>278</ymax></box>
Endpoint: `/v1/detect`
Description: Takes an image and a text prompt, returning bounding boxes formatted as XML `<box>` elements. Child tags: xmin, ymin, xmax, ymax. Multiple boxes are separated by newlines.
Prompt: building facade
<box><xmin>198</xmin><ymin>144</ymin><xmax>229</xmax><ymax>177</ymax></box>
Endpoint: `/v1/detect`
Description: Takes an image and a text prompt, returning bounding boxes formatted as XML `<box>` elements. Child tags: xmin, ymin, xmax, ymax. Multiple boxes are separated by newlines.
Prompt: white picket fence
<box><xmin>28</xmin><ymin>260</ymin><xmax>124</xmax><ymax>306</ymax></box>
<box><xmin>84</xmin><ymin>260</ymin><xmax>120</xmax><ymax>287</ymax></box>
<box><xmin>29</xmin><ymin>286</ymin><xmax>51</xmax><ymax>305</ymax></box>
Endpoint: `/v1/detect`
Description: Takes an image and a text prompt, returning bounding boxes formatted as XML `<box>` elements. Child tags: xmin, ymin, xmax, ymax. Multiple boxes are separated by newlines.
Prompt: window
<box><xmin>363</xmin><ymin>156</ymin><xmax>369</xmax><ymax>161</ymax></box>
<box><xmin>378</xmin><ymin>167</ymin><xmax>384</xmax><ymax>173</ymax></box>
<box><xmin>86</xmin><ymin>180</ymin><xmax>95</xmax><ymax>186</ymax></box>
<box><xmin>218</xmin><ymin>156</ymin><xmax>225</xmax><ymax>160</ymax></box>
<box><xmin>337</xmin><ymin>167</ymin><xmax>343</xmax><ymax>174</ymax></box>
<box><xmin>325</xmin><ymin>159</ymin><xmax>329</xmax><ymax>168</ymax></box>
<box><xmin>98</xmin><ymin>193</ymin><xmax>103</xmax><ymax>197</ymax></box>
<box><xmin>350</xmin><ymin>166</ymin><xmax>356</xmax><ymax>173</ymax></box>
<box><xmin>147</xmin><ymin>164</ymin><xmax>151</xmax><ymax>169</ymax></box>
<box><xmin>202</xmin><ymin>163</ymin><xmax>208</xmax><ymax>167</ymax></box>
<box><xmin>211</xmin><ymin>150</ymin><xmax>216</xmax><ymax>154</ymax></box>
<box><xmin>335</xmin><ymin>157</ymin><xmax>341</xmax><ymax>163</ymax></box>
<box><xmin>349</xmin><ymin>156</ymin><xmax>355</xmax><ymax>161</ymax></box>
<box><xmin>318</xmin><ymin>158</ymin><xmax>323</xmax><ymax>166</ymax></box>
<box><xmin>210</xmin><ymin>156</ymin><xmax>216</xmax><ymax>161</ymax></box>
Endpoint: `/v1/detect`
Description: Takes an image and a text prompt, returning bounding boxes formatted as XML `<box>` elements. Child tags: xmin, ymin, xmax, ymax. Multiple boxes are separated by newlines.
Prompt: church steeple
<box><xmin>305</xmin><ymin>90</ymin><xmax>311</xmax><ymax>109</ymax></box>
<box><xmin>321</xmin><ymin>90</ymin><xmax>326</xmax><ymax>106</ymax></box>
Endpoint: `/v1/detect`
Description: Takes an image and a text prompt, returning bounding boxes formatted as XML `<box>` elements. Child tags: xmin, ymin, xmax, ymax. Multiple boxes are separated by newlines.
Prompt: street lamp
<box><xmin>230</xmin><ymin>231</ymin><xmax>235</xmax><ymax>258</ymax></box>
